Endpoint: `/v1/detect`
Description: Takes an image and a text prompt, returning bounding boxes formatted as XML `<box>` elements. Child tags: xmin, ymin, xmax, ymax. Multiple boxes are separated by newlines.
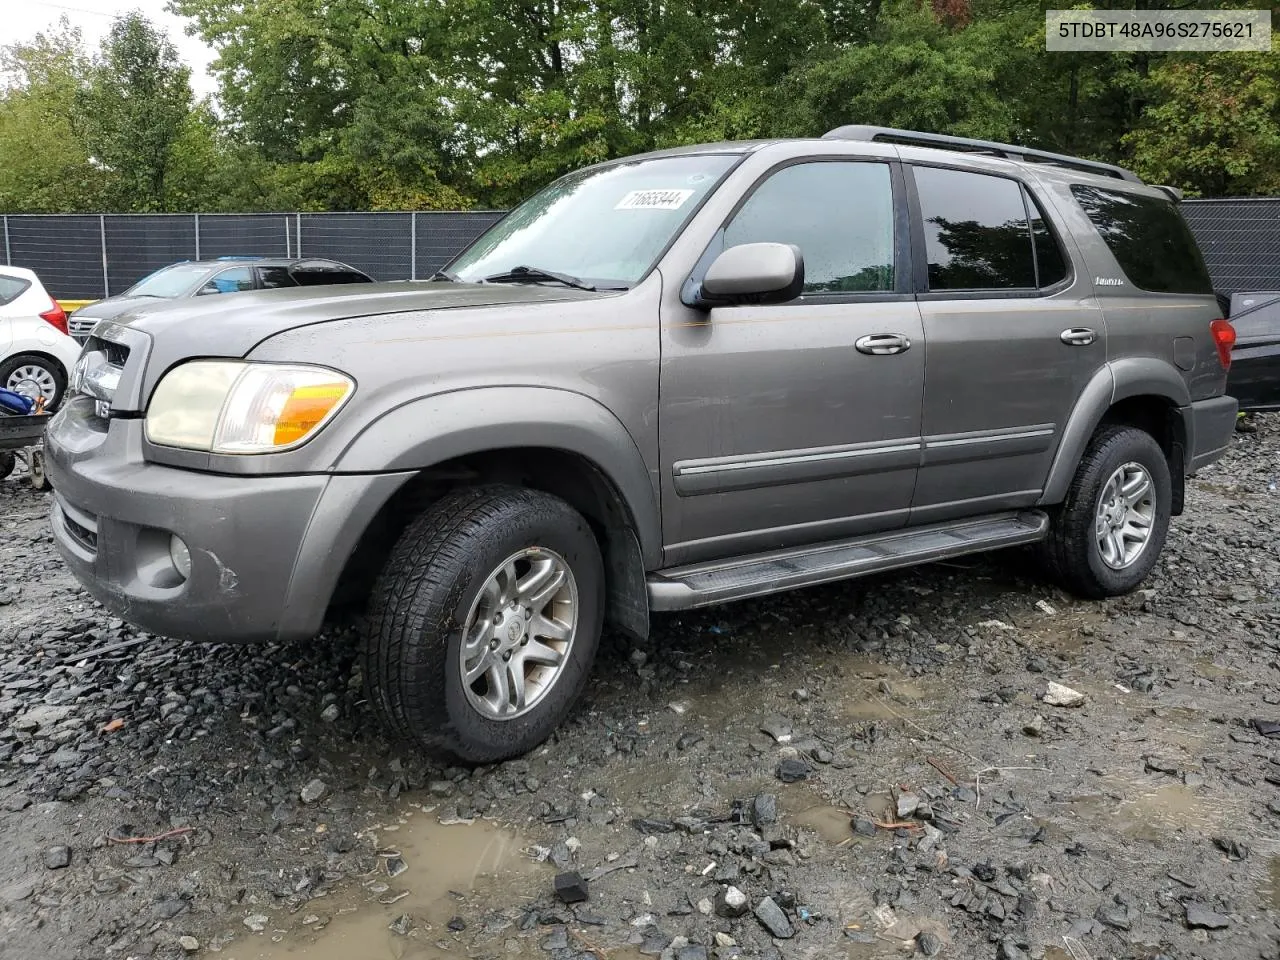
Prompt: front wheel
<box><xmin>1</xmin><ymin>354</ymin><xmax>66</xmax><ymax>409</ymax></box>
<box><xmin>363</xmin><ymin>485</ymin><xmax>604</xmax><ymax>763</ymax></box>
<box><xmin>1041</xmin><ymin>425</ymin><xmax>1172</xmax><ymax>599</ymax></box>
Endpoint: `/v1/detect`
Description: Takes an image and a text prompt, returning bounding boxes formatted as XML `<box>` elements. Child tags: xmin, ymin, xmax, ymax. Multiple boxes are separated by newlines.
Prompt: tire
<box><xmin>0</xmin><ymin>354</ymin><xmax>66</xmax><ymax>409</ymax></box>
<box><xmin>0</xmin><ymin>452</ymin><xmax>14</xmax><ymax>479</ymax></box>
<box><xmin>1041</xmin><ymin>425</ymin><xmax>1172</xmax><ymax>599</ymax></box>
<box><xmin>364</xmin><ymin>485</ymin><xmax>605</xmax><ymax>763</ymax></box>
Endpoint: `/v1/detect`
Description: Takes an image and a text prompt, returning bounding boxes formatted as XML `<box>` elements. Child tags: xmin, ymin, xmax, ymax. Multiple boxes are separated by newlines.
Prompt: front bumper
<box><xmin>46</xmin><ymin>398</ymin><xmax>412</xmax><ymax>643</ymax></box>
<box><xmin>1183</xmin><ymin>394</ymin><xmax>1239</xmax><ymax>473</ymax></box>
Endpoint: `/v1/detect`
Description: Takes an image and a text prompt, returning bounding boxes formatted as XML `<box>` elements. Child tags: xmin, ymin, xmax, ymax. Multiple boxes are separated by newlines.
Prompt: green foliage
<box><xmin>2</xmin><ymin>0</ymin><xmax>1280</xmax><ymax>212</ymax></box>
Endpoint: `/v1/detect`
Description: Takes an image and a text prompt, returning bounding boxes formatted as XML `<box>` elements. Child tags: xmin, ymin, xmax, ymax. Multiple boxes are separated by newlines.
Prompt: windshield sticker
<box><xmin>615</xmin><ymin>188</ymin><xmax>694</xmax><ymax>210</ymax></box>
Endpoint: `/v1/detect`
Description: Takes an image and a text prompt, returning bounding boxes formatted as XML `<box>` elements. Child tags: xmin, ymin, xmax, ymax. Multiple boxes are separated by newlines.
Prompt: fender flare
<box><xmin>1039</xmin><ymin>359</ymin><xmax>1189</xmax><ymax>505</ymax></box>
<box><xmin>334</xmin><ymin>387</ymin><xmax>661</xmax><ymax>565</ymax></box>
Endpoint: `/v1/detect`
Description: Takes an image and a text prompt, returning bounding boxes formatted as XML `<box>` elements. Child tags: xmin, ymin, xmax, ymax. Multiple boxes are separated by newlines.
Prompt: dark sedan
<box><xmin>67</xmin><ymin>257</ymin><xmax>372</xmax><ymax>342</ymax></box>
<box><xmin>1227</xmin><ymin>292</ymin><xmax>1280</xmax><ymax>412</ymax></box>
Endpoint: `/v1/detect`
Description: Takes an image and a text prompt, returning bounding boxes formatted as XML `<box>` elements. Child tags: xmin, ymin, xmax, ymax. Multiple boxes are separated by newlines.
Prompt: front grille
<box><xmin>68</xmin><ymin>315</ymin><xmax>99</xmax><ymax>342</ymax></box>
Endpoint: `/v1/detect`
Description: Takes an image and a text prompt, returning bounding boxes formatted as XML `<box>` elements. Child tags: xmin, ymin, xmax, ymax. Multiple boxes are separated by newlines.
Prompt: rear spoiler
<box><xmin>1154</xmin><ymin>185</ymin><xmax>1184</xmax><ymax>202</ymax></box>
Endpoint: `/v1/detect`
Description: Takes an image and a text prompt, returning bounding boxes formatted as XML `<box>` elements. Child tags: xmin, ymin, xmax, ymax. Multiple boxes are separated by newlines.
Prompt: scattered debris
<box><xmin>553</xmin><ymin>871</ymin><xmax>588</xmax><ymax>904</ymax></box>
<box><xmin>1043</xmin><ymin>681</ymin><xmax>1086</xmax><ymax>708</ymax></box>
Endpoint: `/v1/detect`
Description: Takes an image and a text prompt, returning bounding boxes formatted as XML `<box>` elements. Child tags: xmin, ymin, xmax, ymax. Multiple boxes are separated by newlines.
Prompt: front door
<box><xmin>659</xmin><ymin>159</ymin><xmax>925</xmax><ymax>566</ymax></box>
<box><xmin>905</xmin><ymin>163</ymin><xmax>1107</xmax><ymax>523</ymax></box>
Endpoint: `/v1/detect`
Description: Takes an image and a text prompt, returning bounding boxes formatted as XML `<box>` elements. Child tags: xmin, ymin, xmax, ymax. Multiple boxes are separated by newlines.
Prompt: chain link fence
<box><xmin>0</xmin><ymin>201</ymin><xmax>1275</xmax><ymax>300</ymax></box>
<box><xmin>0</xmin><ymin>211</ymin><xmax>505</xmax><ymax>300</ymax></box>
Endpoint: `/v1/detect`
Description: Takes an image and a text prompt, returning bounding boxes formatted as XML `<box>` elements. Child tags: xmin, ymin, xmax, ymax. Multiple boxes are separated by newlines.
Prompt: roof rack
<box><xmin>821</xmin><ymin>125</ymin><xmax>1143</xmax><ymax>184</ymax></box>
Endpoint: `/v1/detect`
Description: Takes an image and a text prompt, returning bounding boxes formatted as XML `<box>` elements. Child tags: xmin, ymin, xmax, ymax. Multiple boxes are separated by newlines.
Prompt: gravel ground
<box><xmin>2</xmin><ymin>418</ymin><xmax>1280</xmax><ymax>960</ymax></box>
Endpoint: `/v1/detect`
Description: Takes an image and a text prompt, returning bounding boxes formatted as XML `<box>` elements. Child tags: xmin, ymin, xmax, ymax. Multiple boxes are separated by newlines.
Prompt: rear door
<box><xmin>659</xmin><ymin>159</ymin><xmax>925</xmax><ymax>564</ymax></box>
<box><xmin>906</xmin><ymin>164</ymin><xmax>1106</xmax><ymax>523</ymax></box>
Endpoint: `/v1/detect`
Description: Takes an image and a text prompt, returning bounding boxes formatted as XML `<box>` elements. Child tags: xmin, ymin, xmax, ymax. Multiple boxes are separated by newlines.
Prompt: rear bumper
<box><xmin>1182</xmin><ymin>394</ymin><xmax>1238</xmax><ymax>474</ymax></box>
<box><xmin>45</xmin><ymin>398</ymin><xmax>413</xmax><ymax>643</ymax></box>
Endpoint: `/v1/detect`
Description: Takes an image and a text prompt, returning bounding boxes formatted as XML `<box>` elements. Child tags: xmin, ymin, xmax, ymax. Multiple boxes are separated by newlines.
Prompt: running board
<box><xmin>647</xmin><ymin>510</ymin><xmax>1049</xmax><ymax>611</ymax></box>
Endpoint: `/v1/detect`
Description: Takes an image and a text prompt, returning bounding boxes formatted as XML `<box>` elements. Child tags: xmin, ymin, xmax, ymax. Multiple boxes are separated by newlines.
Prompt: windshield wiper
<box><xmin>481</xmin><ymin>265</ymin><xmax>596</xmax><ymax>291</ymax></box>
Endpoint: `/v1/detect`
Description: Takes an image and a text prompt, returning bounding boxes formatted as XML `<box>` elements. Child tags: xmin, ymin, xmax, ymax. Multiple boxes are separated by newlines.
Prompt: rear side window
<box><xmin>1070</xmin><ymin>185</ymin><xmax>1212</xmax><ymax>294</ymax></box>
<box><xmin>0</xmin><ymin>275</ymin><xmax>31</xmax><ymax>306</ymax></box>
<box><xmin>914</xmin><ymin>166</ymin><xmax>1069</xmax><ymax>292</ymax></box>
<box><xmin>258</xmin><ymin>266</ymin><xmax>297</xmax><ymax>289</ymax></box>
<box><xmin>290</xmin><ymin>267</ymin><xmax>371</xmax><ymax>286</ymax></box>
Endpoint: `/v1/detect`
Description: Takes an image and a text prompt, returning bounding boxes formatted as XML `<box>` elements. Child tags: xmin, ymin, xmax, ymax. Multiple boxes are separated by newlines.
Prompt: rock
<box><xmin>714</xmin><ymin>885</ymin><xmax>750</xmax><ymax>919</ymax></box>
<box><xmin>1094</xmin><ymin>899</ymin><xmax>1132</xmax><ymax>931</ymax></box>
<box><xmin>1213</xmin><ymin>836</ymin><xmax>1248</xmax><ymax>861</ymax></box>
<box><xmin>713</xmin><ymin>933</ymin><xmax>736</xmax><ymax>948</ymax></box>
<box><xmin>996</xmin><ymin>942</ymin><xmax>1028</xmax><ymax>960</ymax></box>
<box><xmin>541</xmin><ymin>926</ymin><xmax>569</xmax><ymax>951</ymax></box>
<box><xmin>300</xmin><ymin>779</ymin><xmax>328</xmax><ymax>804</ymax></box>
<box><xmin>760</xmin><ymin>717</ymin><xmax>793</xmax><ymax>743</ymax></box>
<box><xmin>1184</xmin><ymin>902</ymin><xmax>1231</xmax><ymax>930</ymax></box>
<box><xmin>916</xmin><ymin>931</ymin><xmax>943</xmax><ymax>956</ymax></box>
<box><xmin>3</xmin><ymin>795</ymin><xmax>31</xmax><ymax>812</ymax></box>
<box><xmin>178</xmin><ymin>936</ymin><xmax>200</xmax><ymax>952</ymax></box>
<box><xmin>448</xmin><ymin>916</ymin><xmax>467</xmax><ymax>932</ymax></box>
<box><xmin>243</xmin><ymin>914</ymin><xmax>270</xmax><ymax>932</ymax></box>
<box><xmin>897</xmin><ymin>792</ymin><xmax>921</xmax><ymax>819</ymax></box>
<box><xmin>42</xmin><ymin>845</ymin><xmax>71</xmax><ymax>869</ymax></box>
<box><xmin>632</xmin><ymin>817</ymin><xmax>678</xmax><ymax>834</ymax></box>
<box><xmin>1035</xmin><ymin>600</ymin><xmax>1058</xmax><ymax>616</ymax></box>
<box><xmin>751</xmin><ymin>794</ymin><xmax>778</xmax><ymax>827</ymax></box>
<box><xmin>1023</xmin><ymin>715</ymin><xmax>1044</xmax><ymax>737</ymax></box>
<box><xmin>917</xmin><ymin>824</ymin><xmax>944</xmax><ymax>855</ymax></box>
<box><xmin>389</xmin><ymin>914</ymin><xmax>412</xmax><ymax>935</ymax></box>
<box><xmin>1043</xmin><ymin>681</ymin><xmax>1085</xmax><ymax>708</ymax></box>
<box><xmin>553</xmin><ymin>871</ymin><xmax>588</xmax><ymax>904</ymax></box>
<box><xmin>697</xmin><ymin>898</ymin><xmax>713</xmax><ymax>916</ymax></box>
<box><xmin>1145</xmin><ymin>757</ymin><xmax>1181</xmax><ymax>776</ymax></box>
<box><xmin>675</xmin><ymin>947</ymin><xmax>708</xmax><ymax>960</ymax></box>
<box><xmin>320</xmin><ymin>703</ymin><xmax>340</xmax><ymax>722</ymax></box>
<box><xmin>853</xmin><ymin>817</ymin><xmax>877</xmax><ymax>837</ymax></box>
<box><xmin>753</xmin><ymin>897</ymin><xmax>794</xmax><ymax>939</ymax></box>
<box><xmin>775</xmin><ymin>758</ymin><xmax>809</xmax><ymax>783</ymax></box>
<box><xmin>1251</xmin><ymin>719</ymin><xmax>1280</xmax><ymax>738</ymax></box>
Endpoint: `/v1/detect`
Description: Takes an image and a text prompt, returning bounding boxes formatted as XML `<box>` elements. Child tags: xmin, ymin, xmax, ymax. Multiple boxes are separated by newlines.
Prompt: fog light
<box><xmin>169</xmin><ymin>535</ymin><xmax>192</xmax><ymax>580</ymax></box>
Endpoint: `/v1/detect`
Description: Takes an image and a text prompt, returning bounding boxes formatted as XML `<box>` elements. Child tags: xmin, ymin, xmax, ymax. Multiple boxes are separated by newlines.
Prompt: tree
<box><xmin>0</xmin><ymin>20</ymin><xmax>106</xmax><ymax>212</ymax></box>
<box><xmin>1126</xmin><ymin>53</ymin><xmax>1280</xmax><ymax>197</ymax></box>
<box><xmin>79</xmin><ymin>12</ymin><xmax>194</xmax><ymax>211</ymax></box>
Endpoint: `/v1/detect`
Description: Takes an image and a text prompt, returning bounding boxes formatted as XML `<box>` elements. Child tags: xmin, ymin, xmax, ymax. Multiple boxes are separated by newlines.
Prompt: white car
<box><xmin>0</xmin><ymin>266</ymin><xmax>83</xmax><ymax>408</ymax></box>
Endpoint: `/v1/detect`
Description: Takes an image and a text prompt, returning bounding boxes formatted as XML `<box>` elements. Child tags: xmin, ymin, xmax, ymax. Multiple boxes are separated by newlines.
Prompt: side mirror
<box><xmin>196</xmin><ymin>282</ymin><xmax>220</xmax><ymax>296</ymax></box>
<box><xmin>693</xmin><ymin>242</ymin><xmax>804</xmax><ymax>310</ymax></box>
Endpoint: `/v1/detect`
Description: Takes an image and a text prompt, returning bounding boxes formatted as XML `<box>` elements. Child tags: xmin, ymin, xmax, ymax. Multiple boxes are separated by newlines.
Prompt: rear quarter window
<box><xmin>0</xmin><ymin>276</ymin><xmax>31</xmax><ymax>306</ymax></box>
<box><xmin>1070</xmin><ymin>185</ymin><xmax>1213</xmax><ymax>295</ymax></box>
<box><xmin>290</xmin><ymin>266</ymin><xmax>372</xmax><ymax>287</ymax></box>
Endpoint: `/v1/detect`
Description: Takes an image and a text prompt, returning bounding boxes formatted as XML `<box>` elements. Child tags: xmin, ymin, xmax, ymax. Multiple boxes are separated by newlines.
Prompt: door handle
<box><xmin>855</xmin><ymin>333</ymin><xmax>912</xmax><ymax>356</ymax></box>
<box><xmin>1060</xmin><ymin>327</ymin><xmax>1097</xmax><ymax>346</ymax></box>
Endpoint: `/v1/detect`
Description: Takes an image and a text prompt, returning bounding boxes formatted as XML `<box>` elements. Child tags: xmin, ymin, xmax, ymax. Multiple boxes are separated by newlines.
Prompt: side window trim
<box><xmin>905</xmin><ymin>161</ymin><xmax>1074</xmax><ymax>299</ymax></box>
<box><xmin>682</xmin><ymin>157</ymin><xmax>915</xmax><ymax>307</ymax></box>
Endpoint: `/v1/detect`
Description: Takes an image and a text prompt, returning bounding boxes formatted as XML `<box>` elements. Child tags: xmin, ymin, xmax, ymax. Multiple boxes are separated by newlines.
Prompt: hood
<box><xmin>92</xmin><ymin>281</ymin><xmax>611</xmax><ymax>412</ymax></box>
<box><xmin>73</xmin><ymin>296</ymin><xmax>169</xmax><ymax>323</ymax></box>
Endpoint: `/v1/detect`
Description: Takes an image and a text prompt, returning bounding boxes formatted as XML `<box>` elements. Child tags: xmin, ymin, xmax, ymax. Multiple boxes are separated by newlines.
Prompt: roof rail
<box><xmin>821</xmin><ymin>125</ymin><xmax>1143</xmax><ymax>184</ymax></box>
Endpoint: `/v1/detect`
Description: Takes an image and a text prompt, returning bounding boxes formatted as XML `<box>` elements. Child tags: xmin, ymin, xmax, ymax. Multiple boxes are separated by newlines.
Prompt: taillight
<box><xmin>39</xmin><ymin>299</ymin><xmax>68</xmax><ymax>337</ymax></box>
<box><xmin>1210</xmin><ymin>318</ymin><xmax>1236</xmax><ymax>370</ymax></box>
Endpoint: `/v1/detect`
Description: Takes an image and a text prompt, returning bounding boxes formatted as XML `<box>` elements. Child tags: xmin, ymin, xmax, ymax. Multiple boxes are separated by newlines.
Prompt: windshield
<box><xmin>125</xmin><ymin>263</ymin><xmax>213</xmax><ymax>298</ymax></box>
<box><xmin>449</xmin><ymin>154</ymin><xmax>740</xmax><ymax>288</ymax></box>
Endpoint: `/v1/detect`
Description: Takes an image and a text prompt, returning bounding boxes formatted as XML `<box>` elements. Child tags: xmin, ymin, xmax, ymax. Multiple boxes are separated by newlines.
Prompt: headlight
<box><xmin>145</xmin><ymin>361</ymin><xmax>354</xmax><ymax>454</ymax></box>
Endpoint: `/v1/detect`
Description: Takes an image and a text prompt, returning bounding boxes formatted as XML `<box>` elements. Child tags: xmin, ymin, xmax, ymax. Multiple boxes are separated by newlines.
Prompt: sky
<box><xmin>12</xmin><ymin>0</ymin><xmax>219</xmax><ymax>97</ymax></box>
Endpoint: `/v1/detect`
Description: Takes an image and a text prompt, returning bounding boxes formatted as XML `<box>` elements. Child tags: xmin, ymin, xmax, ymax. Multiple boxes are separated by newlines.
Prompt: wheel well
<box><xmin>3</xmin><ymin>351</ymin><xmax>68</xmax><ymax>377</ymax></box>
<box><xmin>1098</xmin><ymin>395</ymin><xmax>1186</xmax><ymax>515</ymax></box>
<box><xmin>330</xmin><ymin>448</ymin><xmax>650</xmax><ymax>639</ymax></box>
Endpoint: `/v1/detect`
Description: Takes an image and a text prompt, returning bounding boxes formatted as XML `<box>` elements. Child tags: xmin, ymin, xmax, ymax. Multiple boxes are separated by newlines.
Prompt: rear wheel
<box><xmin>363</xmin><ymin>485</ymin><xmax>604</xmax><ymax>763</ymax></box>
<box><xmin>1</xmin><ymin>354</ymin><xmax>65</xmax><ymax>409</ymax></box>
<box><xmin>1041</xmin><ymin>425</ymin><xmax>1172</xmax><ymax>598</ymax></box>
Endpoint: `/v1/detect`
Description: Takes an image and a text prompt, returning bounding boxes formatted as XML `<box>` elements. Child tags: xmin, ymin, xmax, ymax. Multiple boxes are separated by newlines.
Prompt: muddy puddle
<box><xmin>227</xmin><ymin>814</ymin><xmax>544</xmax><ymax>960</ymax></box>
<box><xmin>1059</xmin><ymin>778</ymin><xmax>1236</xmax><ymax>843</ymax></box>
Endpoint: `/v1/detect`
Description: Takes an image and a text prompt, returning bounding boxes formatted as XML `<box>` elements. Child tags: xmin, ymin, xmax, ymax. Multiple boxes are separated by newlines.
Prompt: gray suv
<box><xmin>44</xmin><ymin>126</ymin><xmax>1239</xmax><ymax>763</ymax></box>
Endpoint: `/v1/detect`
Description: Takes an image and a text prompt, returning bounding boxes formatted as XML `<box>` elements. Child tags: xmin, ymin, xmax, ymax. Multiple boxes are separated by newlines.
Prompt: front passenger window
<box><xmin>723</xmin><ymin>162</ymin><xmax>895</xmax><ymax>293</ymax></box>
